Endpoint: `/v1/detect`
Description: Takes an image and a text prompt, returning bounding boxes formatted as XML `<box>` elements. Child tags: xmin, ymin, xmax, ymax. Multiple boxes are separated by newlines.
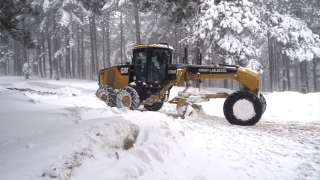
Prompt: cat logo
<box><xmin>120</xmin><ymin>67</ymin><xmax>129</xmax><ymax>74</ymax></box>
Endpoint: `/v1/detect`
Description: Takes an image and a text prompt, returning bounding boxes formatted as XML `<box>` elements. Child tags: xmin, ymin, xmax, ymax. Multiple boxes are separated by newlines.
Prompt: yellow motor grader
<box><xmin>96</xmin><ymin>43</ymin><xmax>266</xmax><ymax>126</ymax></box>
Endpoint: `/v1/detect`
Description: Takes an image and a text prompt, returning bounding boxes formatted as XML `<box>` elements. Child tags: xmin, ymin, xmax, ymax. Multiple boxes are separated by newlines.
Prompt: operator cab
<box><xmin>131</xmin><ymin>44</ymin><xmax>174</xmax><ymax>101</ymax></box>
<box><xmin>132</xmin><ymin>44</ymin><xmax>173</xmax><ymax>85</ymax></box>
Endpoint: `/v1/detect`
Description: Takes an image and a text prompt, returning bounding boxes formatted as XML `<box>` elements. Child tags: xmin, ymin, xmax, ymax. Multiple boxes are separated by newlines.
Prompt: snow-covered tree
<box><xmin>137</xmin><ymin>0</ymin><xmax>198</xmax><ymax>24</ymax></box>
<box><xmin>0</xmin><ymin>0</ymin><xmax>38</xmax><ymax>48</ymax></box>
<box><xmin>246</xmin><ymin>0</ymin><xmax>320</xmax><ymax>92</ymax></box>
<box><xmin>269</xmin><ymin>13</ymin><xmax>320</xmax><ymax>62</ymax></box>
<box><xmin>190</xmin><ymin>0</ymin><xmax>263</xmax><ymax>73</ymax></box>
<box><xmin>0</xmin><ymin>43</ymin><xmax>12</xmax><ymax>75</ymax></box>
<box><xmin>268</xmin><ymin>12</ymin><xmax>320</xmax><ymax>92</ymax></box>
<box><xmin>136</xmin><ymin>0</ymin><xmax>200</xmax><ymax>64</ymax></box>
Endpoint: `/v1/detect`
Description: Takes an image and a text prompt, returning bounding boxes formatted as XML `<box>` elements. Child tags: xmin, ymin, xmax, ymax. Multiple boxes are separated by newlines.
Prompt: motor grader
<box><xmin>96</xmin><ymin>43</ymin><xmax>266</xmax><ymax>126</ymax></box>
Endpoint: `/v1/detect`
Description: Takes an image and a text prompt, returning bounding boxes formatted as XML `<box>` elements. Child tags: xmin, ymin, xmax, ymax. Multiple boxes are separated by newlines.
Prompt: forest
<box><xmin>0</xmin><ymin>0</ymin><xmax>319</xmax><ymax>93</ymax></box>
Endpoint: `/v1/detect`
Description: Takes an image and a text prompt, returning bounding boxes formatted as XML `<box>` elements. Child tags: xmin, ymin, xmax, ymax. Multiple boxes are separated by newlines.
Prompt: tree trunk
<box><xmin>46</xmin><ymin>15</ymin><xmax>53</xmax><ymax>78</ymax></box>
<box><xmin>66</xmin><ymin>28</ymin><xmax>71</xmax><ymax>79</ymax></box>
<box><xmin>71</xmin><ymin>23</ymin><xmax>75</xmax><ymax>79</ymax></box>
<box><xmin>4</xmin><ymin>60</ymin><xmax>8</xmax><ymax>75</ymax></box>
<box><xmin>13</xmin><ymin>41</ymin><xmax>20</xmax><ymax>75</ymax></box>
<box><xmin>102</xmin><ymin>26</ymin><xmax>106</xmax><ymax>68</ymax></box>
<box><xmin>37</xmin><ymin>46</ymin><xmax>43</xmax><ymax>78</ymax></box>
<box><xmin>80</xmin><ymin>12</ymin><xmax>85</xmax><ymax>79</ymax></box>
<box><xmin>46</xmin><ymin>27</ymin><xmax>53</xmax><ymax>78</ymax></box>
<box><xmin>120</xmin><ymin>11</ymin><xmax>123</xmax><ymax>64</ymax></box>
<box><xmin>93</xmin><ymin>15</ymin><xmax>99</xmax><ymax>80</ymax></box>
<box><xmin>124</xmin><ymin>37</ymin><xmax>127</xmax><ymax>63</ymax></box>
<box><xmin>58</xmin><ymin>38</ymin><xmax>63</xmax><ymax>78</ymax></box>
<box><xmin>32</xmin><ymin>51</ymin><xmax>38</xmax><ymax>76</ymax></box>
<box><xmin>264</xmin><ymin>72</ymin><xmax>268</xmax><ymax>92</ymax></box>
<box><xmin>267</xmin><ymin>32</ymin><xmax>274</xmax><ymax>92</ymax></box>
<box><xmin>13</xmin><ymin>41</ymin><xmax>17</xmax><ymax>75</ymax></box>
<box><xmin>41</xmin><ymin>30</ymin><xmax>47</xmax><ymax>78</ymax></box>
<box><xmin>133</xmin><ymin>1</ymin><xmax>141</xmax><ymax>44</ymax></box>
<box><xmin>300</xmin><ymin>60</ymin><xmax>309</xmax><ymax>93</ymax></box>
<box><xmin>89</xmin><ymin>16</ymin><xmax>95</xmax><ymax>80</ymax></box>
<box><xmin>71</xmin><ymin>41</ymin><xmax>75</xmax><ymax>79</ymax></box>
<box><xmin>184</xmin><ymin>46</ymin><xmax>188</xmax><ymax>64</ymax></box>
<box><xmin>77</xmin><ymin>21</ymin><xmax>81</xmax><ymax>78</ymax></box>
<box><xmin>282</xmin><ymin>53</ymin><xmax>287</xmax><ymax>91</ymax></box>
<box><xmin>174</xmin><ymin>23</ymin><xmax>178</xmax><ymax>63</ymax></box>
<box><xmin>106</xmin><ymin>14</ymin><xmax>111</xmax><ymax>67</ymax></box>
<box><xmin>274</xmin><ymin>43</ymin><xmax>280</xmax><ymax>91</ymax></box>
<box><xmin>285</xmin><ymin>54</ymin><xmax>291</xmax><ymax>91</ymax></box>
<box><xmin>23</xmin><ymin>45</ymin><xmax>28</xmax><ymax>64</ymax></box>
<box><xmin>294</xmin><ymin>63</ymin><xmax>299</xmax><ymax>91</ymax></box>
<box><xmin>52</xmin><ymin>11</ymin><xmax>59</xmax><ymax>80</ymax></box>
<box><xmin>313</xmin><ymin>58</ymin><xmax>318</xmax><ymax>92</ymax></box>
<box><xmin>22</xmin><ymin>21</ymin><xmax>28</xmax><ymax>65</ymax></box>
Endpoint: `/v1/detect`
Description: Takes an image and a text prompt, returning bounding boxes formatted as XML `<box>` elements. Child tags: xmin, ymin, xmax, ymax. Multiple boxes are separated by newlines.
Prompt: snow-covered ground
<box><xmin>0</xmin><ymin>76</ymin><xmax>319</xmax><ymax>180</ymax></box>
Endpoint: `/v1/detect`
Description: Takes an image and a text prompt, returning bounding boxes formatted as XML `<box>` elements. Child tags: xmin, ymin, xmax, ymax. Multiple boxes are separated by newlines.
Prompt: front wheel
<box><xmin>144</xmin><ymin>97</ymin><xmax>165</xmax><ymax>111</ymax></box>
<box><xmin>223</xmin><ymin>91</ymin><xmax>263</xmax><ymax>126</ymax></box>
<box><xmin>96</xmin><ymin>85</ymin><xmax>116</xmax><ymax>107</ymax></box>
<box><xmin>117</xmin><ymin>86</ymin><xmax>140</xmax><ymax>110</ymax></box>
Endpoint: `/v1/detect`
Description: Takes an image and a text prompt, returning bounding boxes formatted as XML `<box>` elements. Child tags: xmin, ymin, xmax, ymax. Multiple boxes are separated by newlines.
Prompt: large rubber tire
<box><xmin>116</xmin><ymin>86</ymin><xmax>140</xmax><ymax>110</ymax></box>
<box><xmin>96</xmin><ymin>85</ymin><xmax>116</xmax><ymax>107</ymax></box>
<box><xmin>260</xmin><ymin>93</ymin><xmax>267</xmax><ymax>114</ymax></box>
<box><xmin>144</xmin><ymin>97</ymin><xmax>165</xmax><ymax>111</ymax></box>
<box><xmin>223</xmin><ymin>91</ymin><xmax>263</xmax><ymax>126</ymax></box>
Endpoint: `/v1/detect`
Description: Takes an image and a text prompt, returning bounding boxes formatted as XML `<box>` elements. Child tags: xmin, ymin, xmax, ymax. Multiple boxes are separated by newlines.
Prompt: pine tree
<box><xmin>191</xmin><ymin>0</ymin><xmax>263</xmax><ymax>73</ymax></box>
<box><xmin>0</xmin><ymin>0</ymin><xmax>38</xmax><ymax>48</ymax></box>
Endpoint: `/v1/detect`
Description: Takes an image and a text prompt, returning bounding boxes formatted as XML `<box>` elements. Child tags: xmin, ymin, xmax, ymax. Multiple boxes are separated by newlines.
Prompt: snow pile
<box><xmin>56</xmin><ymin>86</ymin><xmax>82</xmax><ymax>96</ymax></box>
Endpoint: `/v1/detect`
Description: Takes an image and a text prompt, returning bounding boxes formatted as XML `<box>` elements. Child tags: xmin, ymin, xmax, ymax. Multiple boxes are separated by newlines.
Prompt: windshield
<box><xmin>133</xmin><ymin>48</ymin><xmax>171</xmax><ymax>83</ymax></box>
<box><xmin>133</xmin><ymin>51</ymin><xmax>147</xmax><ymax>82</ymax></box>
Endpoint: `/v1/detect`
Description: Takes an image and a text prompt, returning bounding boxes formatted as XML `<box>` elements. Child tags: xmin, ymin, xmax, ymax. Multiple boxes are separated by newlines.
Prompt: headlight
<box><xmin>168</xmin><ymin>70</ymin><xmax>177</xmax><ymax>74</ymax></box>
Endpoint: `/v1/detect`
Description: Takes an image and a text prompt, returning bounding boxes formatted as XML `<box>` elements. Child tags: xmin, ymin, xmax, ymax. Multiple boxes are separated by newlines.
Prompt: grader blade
<box><xmin>177</xmin><ymin>102</ymin><xmax>206</xmax><ymax>118</ymax></box>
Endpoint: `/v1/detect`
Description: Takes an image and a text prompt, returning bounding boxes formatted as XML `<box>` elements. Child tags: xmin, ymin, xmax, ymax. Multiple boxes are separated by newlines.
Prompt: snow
<box><xmin>42</xmin><ymin>0</ymin><xmax>50</xmax><ymax>12</ymax></box>
<box><xmin>59</xmin><ymin>9</ymin><xmax>71</xmax><ymax>27</ymax></box>
<box><xmin>0</xmin><ymin>76</ymin><xmax>319</xmax><ymax>180</ymax></box>
<box><xmin>233</xmin><ymin>99</ymin><xmax>255</xmax><ymax>120</ymax></box>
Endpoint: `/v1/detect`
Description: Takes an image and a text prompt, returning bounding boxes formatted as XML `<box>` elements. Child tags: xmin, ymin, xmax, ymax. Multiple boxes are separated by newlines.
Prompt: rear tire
<box><xmin>117</xmin><ymin>86</ymin><xmax>140</xmax><ymax>110</ymax></box>
<box><xmin>223</xmin><ymin>91</ymin><xmax>263</xmax><ymax>126</ymax></box>
<box><xmin>144</xmin><ymin>97</ymin><xmax>165</xmax><ymax>111</ymax></box>
<box><xmin>96</xmin><ymin>85</ymin><xmax>116</xmax><ymax>107</ymax></box>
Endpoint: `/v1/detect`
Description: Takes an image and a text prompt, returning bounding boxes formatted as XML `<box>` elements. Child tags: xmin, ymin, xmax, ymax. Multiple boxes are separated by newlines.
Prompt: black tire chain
<box><xmin>96</xmin><ymin>85</ymin><xmax>117</xmax><ymax>107</ymax></box>
<box><xmin>117</xmin><ymin>86</ymin><xmax>140</xmax><ymax>110</ymax></box>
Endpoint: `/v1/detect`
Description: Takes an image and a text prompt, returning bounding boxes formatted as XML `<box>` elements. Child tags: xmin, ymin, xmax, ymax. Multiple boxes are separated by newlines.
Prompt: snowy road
<box><xmin>0</xmin><ymin>76</ymin><xmax>319</xmax><ymax>180</ymax></box>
